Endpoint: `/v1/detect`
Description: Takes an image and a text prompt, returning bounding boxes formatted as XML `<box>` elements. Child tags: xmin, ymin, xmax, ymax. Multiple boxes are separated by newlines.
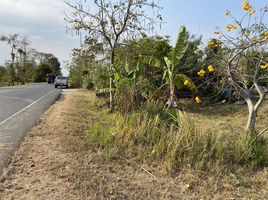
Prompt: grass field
<box><xmin>78</xmin><ymin>90</ymin><xmax>268</xmax><ymax>198</ymax></box>
<box><xmin>187</xmin><ymin>100</ymin><xmax>268</xmax><ymax>137</ymax></box>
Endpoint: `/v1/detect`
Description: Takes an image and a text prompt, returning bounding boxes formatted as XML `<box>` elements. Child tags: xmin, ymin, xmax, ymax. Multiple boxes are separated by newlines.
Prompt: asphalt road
<box><xmin>0</xmin><ymin>83</ymin><xmax>61</xmax><ymax>172</ymax></box>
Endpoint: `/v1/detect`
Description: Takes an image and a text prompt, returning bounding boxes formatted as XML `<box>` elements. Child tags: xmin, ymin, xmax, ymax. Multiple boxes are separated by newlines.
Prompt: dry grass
<box><xmin>184</xmin><ymin>100</ymin><xmax>268</xmax><ymax>137</ymax></box>
<box><xmin>0</xmin><ymin>90</ymin><xmax>267</xmax><ymax>199</ymax></box>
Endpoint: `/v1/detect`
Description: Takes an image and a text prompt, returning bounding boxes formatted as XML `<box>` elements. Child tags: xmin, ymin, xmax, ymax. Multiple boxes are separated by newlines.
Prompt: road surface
<box><xmin>0</xmin><ymin>83</ymin><xmax>61</xmax><ymax>172</ymax></box>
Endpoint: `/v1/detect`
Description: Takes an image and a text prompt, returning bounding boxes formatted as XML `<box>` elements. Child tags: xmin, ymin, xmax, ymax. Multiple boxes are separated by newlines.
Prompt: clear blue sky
<box><xmin>160</xmin><ymin>0</ymin><xmax>267</xmax><ymax>43</ymax></box>
<box><xmin>0</xmin><ymin>0</ymin><xmax>267</xmax><ymax>71</ymax></box>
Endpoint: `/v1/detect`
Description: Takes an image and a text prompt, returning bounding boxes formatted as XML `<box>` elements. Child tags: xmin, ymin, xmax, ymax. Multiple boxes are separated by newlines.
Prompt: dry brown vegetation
<box><xmin>0</xmin><ymin>90</ymin><xmax>267</xmax><ymax>199</ymax></box>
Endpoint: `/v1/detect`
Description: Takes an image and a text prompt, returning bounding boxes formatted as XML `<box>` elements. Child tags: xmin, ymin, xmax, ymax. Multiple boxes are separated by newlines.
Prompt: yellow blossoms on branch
<box><xmin>184</xmin><ymin>80</ymin><xmax>191</xmax><ymax>87</ymax></box>
<box><xmin>260</xmin><ymin>64</ymin><xmax>268</xmax><ymax>69</ymax></box>
<box><xmin>207</xmin><ymin>41</ymin><xmax>222</xmax><ymax>48</ymax></box>
<box><xmin>261</xmin><ymin>31</ymin><xmax>268</xmax><ymax>36</ymax></box>
<box><xmin>208</xmin><ymin>65</ymin><xmax>215</xmax><ymax>72</ymax></box>
<box><xmin>260</xmin><ymin>32</ymin><xmax>268</xmax><ymax>42</ymax></box>
<box><xmin>197</xmin><ymin>69</ymin><xmax>206</xmax><ymax>77</ymax></box>
<box><xmin>207</xmin><ymin>41</ymin><xmax>214</xmax><ymax>46</ymax></box>
<box><xmin>226</xmin><ymin>25</ymin><xmax>237</xmax><ymax>32</ymax></box>
<box><xmin>242</xmin><ymin>1</ymin><xmax>252</xmax><ymax>11</ymax></box>
<box><xmin>248</xmin><ymin>9</ymin><xmax>256</xmax><ymax>15</ymax></box>
<box><xmin>253</xmin><ymin>37</ymin><xmax>260</xmax><ymax>43</ymax></box>
<box><xmin>195</xmin><ymin>96</ymin><xmax>202</xmax><ymax>104</ymax></box>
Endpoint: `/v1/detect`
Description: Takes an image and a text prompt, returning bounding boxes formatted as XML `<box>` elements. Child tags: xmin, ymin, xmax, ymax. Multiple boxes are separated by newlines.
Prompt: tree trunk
<box><xmin>109</xmin><ymin>49</ymin><xmax>115</xmax><ymax>111</ymax></box>
<box><xmin>165</xmin><ymin>83</ymin><xmax>175</xmax><ymax>111</ymax></box>
<box><xmin>10</xmin><ymin>50</ymin><xmax>16</xmax><ymax>86</ymax></box>
<box><xmin>245</xmin><ymin>88</ymin><xmax>266</xmax><ymax>131</ymax></box>
<box><xmin>246</xmin><ymin>104</ymin><xmax>257</xmax><ymax>131</ymax></box>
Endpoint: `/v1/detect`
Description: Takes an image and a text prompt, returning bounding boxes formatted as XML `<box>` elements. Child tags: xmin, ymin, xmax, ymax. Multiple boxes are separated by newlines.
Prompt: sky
<box><xmin>0</xmin><ymin>0</ymin><xmax>267</xmax><ymax>75</ymax></box>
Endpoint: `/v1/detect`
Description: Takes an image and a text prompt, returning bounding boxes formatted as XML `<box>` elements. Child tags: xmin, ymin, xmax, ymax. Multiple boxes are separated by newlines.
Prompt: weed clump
<box><xmin>85</xmin><ymin>92</ymin><xmax>268</xmax><ymax>172</ymax></box>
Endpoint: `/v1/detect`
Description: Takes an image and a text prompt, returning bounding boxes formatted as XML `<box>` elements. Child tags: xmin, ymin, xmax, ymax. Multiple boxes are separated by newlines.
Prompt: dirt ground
<box><xmin>0</xmin><ymin>90</ymin><xmax>267</xmax><ymax>200</ymax></box>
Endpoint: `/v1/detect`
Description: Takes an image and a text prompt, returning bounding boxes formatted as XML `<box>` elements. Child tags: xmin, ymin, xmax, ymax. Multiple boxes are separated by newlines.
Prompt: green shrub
<box><xmin>114</xmin><ymin>78</ymin><xmax>145</xmax><ymax>114</ymax></box>
<box><xmin>83</xmin><ymin>78</ymin><xmax>94</xmax><ymax>90</ymax></box>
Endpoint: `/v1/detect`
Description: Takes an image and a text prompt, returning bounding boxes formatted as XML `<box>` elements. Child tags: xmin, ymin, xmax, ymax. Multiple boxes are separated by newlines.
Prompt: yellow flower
<box><xmin>253</xmin><ymin>37</ymin><xmax>260</xmax><ymax>43</ymax></box>
<box><xmin>226</xmin><ymin>25</ymin><xmax>237</xmax><ymax>32</ymax></box>
<box><xmin>261</xmin><ymin>31</ymin><xmax>268</xmax><ymax>36</ymax></box>
<box><xmin>260</xmin><ymin>64</ymin><xmax>268</xmax><ymax>69</ymax></box>
<box><xmin>184</xmin><ymin>80</ymin><xmax>190</xmax><ymax>87</ymax></box>
<box><xmin>248</xmin><ymin>9</ymin><xmax>256</xmax><ymax>15</ymax></box>
<box><xmin>214</xmin><ymin>43</ymin><xmax>222</xmax><ymax>48</ymax></box>
<box><xmin>208</xmin><ymin>65</ymin><xmax>215</xmax><ymax>72</ymax></box>
<box><xmin>197</xmin><ymin>69</ymin><xmax>206</xmax><ymax>77</ymax></box>
<box><xmin>195</xmin><ymin>96</ymin><xmax>202</xmax><ymax>104</ymax></box>
<box><xmin>214</xmin><ymin>31</ymin><xmax>220</xmax><ymax>35</ymax></box>
<box><xmin>194</xmin><ymin>48</ymin><xmax>201</xmax><ymax>54</ymax></box>
<box><xmin>242</xmin><ymin>1</ymin><xmax>252</xmax><ymax>11</ymax></box>
<box><xmin>207</xmin><ymin>41</ymin><xmax>214</xmax><ymax>46</ymax></box>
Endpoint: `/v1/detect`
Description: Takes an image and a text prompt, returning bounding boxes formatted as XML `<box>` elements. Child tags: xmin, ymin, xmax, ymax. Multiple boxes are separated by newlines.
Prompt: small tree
<box><xmin>65</xmin><ymin>0</ymin><xmax>162</xmax><ymax>110</ymax></box>
<box><xmin>140</xmin><ymin>27</ymin><xmax>196</xmax><ymax>110</ymax></box>
<box><xmin>209</xmin><ymin>1</ymin><xmax>268</xmax><ymax>131</ymax></box>
<box><xmin>0</xmin><ymin>34</ymin><xmax>19</xmax><ymax>85</ymax></box>
<box><xmin>17</xmin><ymin>36</ymin><xmax>30</xmax><ymax>83</ymax></box>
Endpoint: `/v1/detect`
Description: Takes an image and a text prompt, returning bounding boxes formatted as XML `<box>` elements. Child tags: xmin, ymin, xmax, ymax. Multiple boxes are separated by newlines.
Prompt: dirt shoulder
<box><xmin>0</xmin><ymin>90</ymin><xmax>267</xmax><ymax>200</ymax></box>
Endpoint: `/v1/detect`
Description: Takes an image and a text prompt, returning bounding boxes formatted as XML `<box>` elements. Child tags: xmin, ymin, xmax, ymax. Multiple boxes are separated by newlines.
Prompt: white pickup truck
<box><xmin>54</xmin><ymin>76</ymin><xmax>68</xmax><ymax>88</ymax></box>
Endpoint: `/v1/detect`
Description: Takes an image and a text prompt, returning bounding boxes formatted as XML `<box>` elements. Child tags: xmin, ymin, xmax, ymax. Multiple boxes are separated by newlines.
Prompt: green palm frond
<box><xmin>172</xmin><ymin>26</ymin><xmax>188</xmax><ymax>66</ymax></box>
<box><xmin>139</xmin><ymin>55</ymin><xmax>163</xmax><ymax>68</ymax></box>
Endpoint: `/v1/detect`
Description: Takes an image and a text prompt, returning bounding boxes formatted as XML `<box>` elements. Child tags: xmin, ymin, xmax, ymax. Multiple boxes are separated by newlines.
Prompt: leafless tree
<box><xmin>65</xmin><ymin>0</ymin><xmax>162</xmax><ymax>110</ymax></box>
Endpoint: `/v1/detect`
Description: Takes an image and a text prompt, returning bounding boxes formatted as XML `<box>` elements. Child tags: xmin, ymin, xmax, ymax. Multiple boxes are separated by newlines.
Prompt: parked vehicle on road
<box><xmin>54</xmin><ymin>76</ymin><xmax>68</xmax><ymax>88</ymax></box>
<box><xmin>47</xmin><ymin>74</ymin><xmax>56</xmax><ymax>84</ymax></box>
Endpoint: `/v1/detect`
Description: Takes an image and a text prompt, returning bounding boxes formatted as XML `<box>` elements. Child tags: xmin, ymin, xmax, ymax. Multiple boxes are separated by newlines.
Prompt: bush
<box><xmin>114</xmin><ymin>78</ymin><xmax>145</xmax><ymax>114</ymax></box>
<box><xmin>83</xmin><ymin>78</ymin><xmax>94</xmax><ymax>90</ymax></box>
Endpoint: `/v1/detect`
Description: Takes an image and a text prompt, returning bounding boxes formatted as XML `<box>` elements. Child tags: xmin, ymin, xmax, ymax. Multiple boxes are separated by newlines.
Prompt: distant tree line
<box><xmin>0</xmin><ymin>34</ymin><xmax>61</xmax><ymax>86</ymax></box>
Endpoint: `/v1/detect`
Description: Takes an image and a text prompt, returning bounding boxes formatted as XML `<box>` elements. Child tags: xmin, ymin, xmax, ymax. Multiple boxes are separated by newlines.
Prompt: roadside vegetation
<box><xmin>0</xmin><ymin>34</ymin><xmax>61</xmax><ymax>86</ymax></box>
<box><xmin>3</xmin><ymin>91</ymin><xmax>268</xmax><ymax>199</ymax></box>
<box><xmin>83</xmin><ymin>91</ymin><xmax>268</xmax><ymax>173</ymax></box>
<box><xmin>65</xmin><ymin>0</ymin><xmax>268</xmax><ymax>176</ymax></box>
<box><xmin>0</xmin><ymin>0</ymin><xmax>267</xmax><ymax>199</ymax></box>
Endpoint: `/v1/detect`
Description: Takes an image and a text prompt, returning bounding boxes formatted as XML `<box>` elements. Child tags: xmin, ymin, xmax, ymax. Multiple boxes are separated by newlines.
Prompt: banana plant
<box><xmin>140</xmin><ymin>26</ymin><xmax>196</xmax><ymax>110</ymax></box>
<box><xmin>111</xmin><ymin>62</ymin><xmax>141</xmax><ymax>83</ymax></box>
<box><xmin>97</xmin><ymin>62</ymin><xmax>141</xmax><ymax>95</ymax></box>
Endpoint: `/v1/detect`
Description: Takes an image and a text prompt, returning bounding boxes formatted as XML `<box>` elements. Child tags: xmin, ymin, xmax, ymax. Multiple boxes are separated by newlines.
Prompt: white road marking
<box><xmin>0</xmin><ymin>89</ymin><xmax>56</xmax><ymax>127</ymax></box>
